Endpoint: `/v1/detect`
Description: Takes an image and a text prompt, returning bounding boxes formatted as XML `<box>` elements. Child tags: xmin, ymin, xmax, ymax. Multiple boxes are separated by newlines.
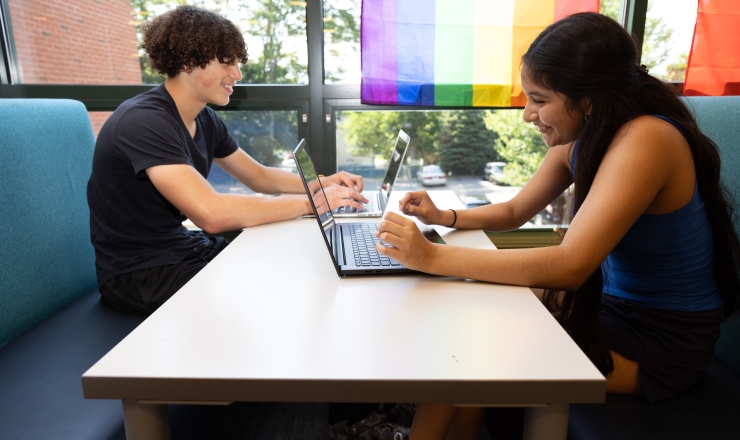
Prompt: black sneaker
<box><xmin>327</xmin><ymin>409</ymin><xmax>410</xmax><ymax>440</ymax></box>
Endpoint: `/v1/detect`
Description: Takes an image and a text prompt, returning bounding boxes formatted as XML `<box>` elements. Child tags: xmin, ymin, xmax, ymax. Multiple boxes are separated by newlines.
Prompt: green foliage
<box><xmin>139</xmin><ymin>56</ymin><xmax>165</xmax><ymax>85</ymax></box>
<box><xmin>323</xmin><ymin>0</ymin><xmax>360</xmax><ymax>82</ymax></box>
<box><xmin>484</xmin><ymin>110</ymin><xmax>547</xmax><ymax>187</ymax></box>
<box><xmin>324</xmin><ymin>1</ymin><xmax>360</xmax><ymax>44</ymax></box>
<box><xmin>641</xmin><ymin>6</ymin><xmax>675</xmax><ymax>74</ymax></box>
<box><xmin>240</xmin><ymin>0</ymin><xmax>307</xmax><ymax>84</ymax></box>
<box><xmin>437</xmin><ymin>111</ymin><xmax>499</xmax><ymax>176</ymax></box>
<box><xmin>599</xmin><ymin>0</ymin><xmax>620</xmax><ymax>21</ymax></box>
<box><xmin>218</xmin><ymin>110</ymin><xmax>298</xmax><ymax>166</ymax></box>
<box><xmin>340</xmin><ymin>111</ymin><xmax>442</xmax><ymax>164</ymax></box>
<box><xmin>665</xmin><ymin>53</ymin><xmax>688</xmax><ymax>83</ymax></box>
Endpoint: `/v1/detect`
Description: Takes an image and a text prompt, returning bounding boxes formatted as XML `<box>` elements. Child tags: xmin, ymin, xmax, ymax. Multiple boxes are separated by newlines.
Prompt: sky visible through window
<box><xmin>646</xmin><ymin>0</ymin><xmax>698</xmax><ymax>79</ymax></box>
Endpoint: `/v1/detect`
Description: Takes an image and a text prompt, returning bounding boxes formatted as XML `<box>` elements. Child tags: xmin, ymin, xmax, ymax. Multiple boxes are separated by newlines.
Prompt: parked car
<box><xmin>483</xmin><ymin>161</ymin><xmax>507</xmax><ymax>183</ymax></box>
<box><xmin>417</xmin><ymin>165</ymin><xmax>447</xmax><ymax>186</ymax></box>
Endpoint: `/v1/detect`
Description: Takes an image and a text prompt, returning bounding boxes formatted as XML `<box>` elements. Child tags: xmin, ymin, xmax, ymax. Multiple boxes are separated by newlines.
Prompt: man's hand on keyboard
<box><xmin>320</xmin><ymin>171</ymin><xmax>365</xmax><ymax>192</ymax></box>
<box><xmin>322</xmin><ymin>184</ymin><xmax>368</xmax><ymax>212</ymax></box>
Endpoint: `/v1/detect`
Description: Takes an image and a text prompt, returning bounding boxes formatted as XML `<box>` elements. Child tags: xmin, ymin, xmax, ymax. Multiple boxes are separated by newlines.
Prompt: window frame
<box><xmin>0</xmin><ymin>0</ymin><xmax>652</xmax><ymax>241</ymax></box>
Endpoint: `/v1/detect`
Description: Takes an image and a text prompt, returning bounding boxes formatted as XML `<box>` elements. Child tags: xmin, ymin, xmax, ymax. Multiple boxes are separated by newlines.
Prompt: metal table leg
<box><xmin>122</xmin><ymin>400</ymin><xmax>171</xmax><ymax>440</ymax></box>
<box><xmin>523</xmin><ymin>404</ymin><xmax>569</xmax><ymax>440</ymax></box>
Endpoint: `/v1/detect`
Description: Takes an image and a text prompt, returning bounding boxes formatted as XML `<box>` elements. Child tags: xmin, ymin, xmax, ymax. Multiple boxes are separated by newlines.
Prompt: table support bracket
<box><xmin>122</xmin><ymin>400</ymin><xmax>171</xmax><ymax>440</ymax></box>
<box><xmin>523</xmin><ymin>403</ymin><xmax>569</xmax><ymax>440</ymax></box>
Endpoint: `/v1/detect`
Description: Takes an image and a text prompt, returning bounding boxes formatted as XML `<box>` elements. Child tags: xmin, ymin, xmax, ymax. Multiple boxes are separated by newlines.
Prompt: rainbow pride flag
<box><xmin>361</xmin><ymin>0</ymin><xmax>599</xmax><ymax>107</ymax></box>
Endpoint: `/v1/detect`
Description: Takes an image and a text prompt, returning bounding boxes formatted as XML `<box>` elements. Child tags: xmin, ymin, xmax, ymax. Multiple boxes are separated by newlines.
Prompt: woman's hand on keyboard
<box><xmin>376</xmin><ymin>212</ymin><xmax>440</xmax><ymax>272</ymax></box>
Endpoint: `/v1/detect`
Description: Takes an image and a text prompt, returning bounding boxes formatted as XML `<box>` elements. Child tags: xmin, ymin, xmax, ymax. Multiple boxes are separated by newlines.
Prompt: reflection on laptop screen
<box><xmin>294</xmin><ymin>140</ymin><xmax>334</xmax><ymax>228</ymax></box>
<box><xmin>380</xmin><ymin>130</ymin><xmax>410</xmax><ymax>201</ymax></box>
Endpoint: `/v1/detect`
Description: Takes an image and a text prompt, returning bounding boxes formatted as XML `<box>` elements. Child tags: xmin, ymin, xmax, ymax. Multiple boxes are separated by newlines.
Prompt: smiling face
<box><xmin>521</xmin><ymin>68</ymin><xmax>587</xmax><ymax>147</ymax></box>
<box><xmin>189</xmin><ymin>59</ymin><xmax>243</xmax><ymax>106</ymax></box>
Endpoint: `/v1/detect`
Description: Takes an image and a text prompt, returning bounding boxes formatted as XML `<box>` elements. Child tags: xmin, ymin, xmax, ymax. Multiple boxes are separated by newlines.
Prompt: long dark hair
<box><xmin>522</xmin><ymin>12</ymin><xmax>740</xmax><ymax>375</ymax></box>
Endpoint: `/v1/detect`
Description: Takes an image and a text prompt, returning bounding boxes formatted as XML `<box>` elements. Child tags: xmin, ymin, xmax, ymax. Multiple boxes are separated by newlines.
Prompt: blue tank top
<box><xmin>571</xmin><ymin>116</ymin><xmax>722</xmax><ymax>311</ymax></box>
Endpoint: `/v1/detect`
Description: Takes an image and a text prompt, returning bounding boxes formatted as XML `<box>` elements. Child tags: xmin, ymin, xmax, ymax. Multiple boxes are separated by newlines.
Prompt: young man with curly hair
<box><xmin>87</xmin><ymin>6</ymin><xmax>366</xmax><ymax>315</ymax></box>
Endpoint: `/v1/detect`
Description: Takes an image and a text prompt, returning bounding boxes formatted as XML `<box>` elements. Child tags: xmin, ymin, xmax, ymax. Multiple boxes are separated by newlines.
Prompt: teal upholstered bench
<box><xmin>568</xmin><ymin>96</ymin><xmax>740</xmax><ymax>440</ymax></box>
<box><xmin>0</xmin><ymin>99</ymin><xmax>219</xmax><ymax>439</ymax></box>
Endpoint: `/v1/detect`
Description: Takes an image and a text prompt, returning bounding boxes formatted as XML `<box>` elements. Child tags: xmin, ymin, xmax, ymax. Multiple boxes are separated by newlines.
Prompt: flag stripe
<box><xmin>435</xmin><ymin>0</ymin><xmax>474</xmax><ymax>106</ymax></box>
<box><xmin>361</xmin><ymin>0</ymin><xmax>601</xmax><ymax>107</ymax></box>
<box><xmin>361</xmin><ymin>0</ymin><xmax>398</xmax><ymax>104</ymax></box>
<box><xmin>397</xmin><ymin>0</ymin><xmax>436</xmax><ymax>105</ymax></box>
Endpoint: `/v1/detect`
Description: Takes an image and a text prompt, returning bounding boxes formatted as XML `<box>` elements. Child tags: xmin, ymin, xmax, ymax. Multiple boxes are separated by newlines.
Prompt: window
<box><xmin>2</xmin><ymin>0</ymin><xmax>655</xmax><ymax>236</ymax></box>
<box><xmin>323</xmin><ymin>0</ymin><xmax>361</xmax><ymax>84</ymax></box>
<box><xmin>7</xmin><ymin>0</ymin><xmax>141</xmax><ymax>85</ymax></box>
<box><xmin>209</xmin><ymin>109</ymin><xmax>300</xmax><ymax>194</ymax></box>
<box><xmin>335</xmin><ymin>108</ymin><xmax>561</xmax><ymax>226</ymax></box>
<box><xmin>6</xmin><ymin>0</ymin><xmax>308</xmax><ymax>85</ymax></box>
<box><xmin>643</xmin><ymin>0</ymin><xmax>697</xmax><ymax>82</ymax></box>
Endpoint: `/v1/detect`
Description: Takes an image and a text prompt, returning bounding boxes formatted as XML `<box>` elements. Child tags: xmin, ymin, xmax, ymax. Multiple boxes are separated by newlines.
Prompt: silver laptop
<box><xmin>293</xmin><ymin>139</ymin><xmax>443</xmax><ymax>277</ymax></box>
<box><xmin>333</xmin><ymin>129</ymin><xmax>411</xmax><ymax>217</ymax></box>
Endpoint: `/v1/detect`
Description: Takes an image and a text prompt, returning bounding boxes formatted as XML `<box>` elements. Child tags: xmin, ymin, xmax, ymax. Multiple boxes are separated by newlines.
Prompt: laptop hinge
<box><xmin>334</xmin><ymin>225</ymin><xmax>346</xmax><ymax>266</ymax></box>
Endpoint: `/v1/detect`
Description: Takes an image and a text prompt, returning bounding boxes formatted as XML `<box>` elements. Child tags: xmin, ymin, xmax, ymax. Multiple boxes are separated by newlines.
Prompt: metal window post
<box><xmin>305</xmin><ymin>0</ymin><xmax>328</xmax><ymax>174</ymax></box>
<box><xmin>0</xmin><ymin>0</ymin><xmax>20</xmax><ymax>86</ymax></box>
<box><xmin>619</xmin><ymin>0</ymin><xmax>649</xmax><ymax>60</ymax></box>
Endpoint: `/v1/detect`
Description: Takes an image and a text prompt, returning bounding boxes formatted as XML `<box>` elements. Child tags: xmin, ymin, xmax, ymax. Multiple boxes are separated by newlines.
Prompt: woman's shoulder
<box><xmin>610</xmin><ymin>115</ymin><xmax>689</xmax><ymax>156</ymax></box>
<box><xmin>616</xmin><ymin>115</ymin><xmax>687</xmax><ymax>143</ymax></box>
<box><xmin>601</xmin><ymin>115</ymin><xmax>694</xmax><ymax>198</ymax></box>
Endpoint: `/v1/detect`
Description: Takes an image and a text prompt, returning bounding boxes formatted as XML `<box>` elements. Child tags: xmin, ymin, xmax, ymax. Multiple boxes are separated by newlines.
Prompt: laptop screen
<box><xmin>379</xmin><ymin>129</ymin><xmax>411</xmax><ymax>202</ymax></box>
<box><xmin>293</xmin><ymin>139</ymin><xmax>335</xmax><ymax>230</ymax></box>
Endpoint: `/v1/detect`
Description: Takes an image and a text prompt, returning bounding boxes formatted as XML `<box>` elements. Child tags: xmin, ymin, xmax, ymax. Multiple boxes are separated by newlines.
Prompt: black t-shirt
<box><xmin>87</xmin><ymin>84</ymin><xmax>238</xmax><ymax>287</ymax></box>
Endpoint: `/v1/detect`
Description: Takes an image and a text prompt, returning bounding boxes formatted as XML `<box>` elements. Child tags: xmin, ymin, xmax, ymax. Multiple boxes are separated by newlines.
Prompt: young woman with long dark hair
<box><xmin>377</xmin><ymin>12</ymin><xmax>740</xmax><ymax>440</ymax></box>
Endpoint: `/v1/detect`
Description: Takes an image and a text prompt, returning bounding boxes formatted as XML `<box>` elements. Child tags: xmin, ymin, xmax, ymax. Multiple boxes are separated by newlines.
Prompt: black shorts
<box><xmin>100</xmin><ymin>236</ymin><xmax>229</xmax><ymax>316</ymax></box>
<box><xmin>598</xmin><ymin>293</ymin><xmax>722</xmax><ymax>402</ymax></box>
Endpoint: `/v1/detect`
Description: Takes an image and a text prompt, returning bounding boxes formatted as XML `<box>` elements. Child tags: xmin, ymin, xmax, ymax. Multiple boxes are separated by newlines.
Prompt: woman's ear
<box><xmin>581</xmin><ymin>98</ymin><xmax>592</xmax><ymax>116</ymax></box>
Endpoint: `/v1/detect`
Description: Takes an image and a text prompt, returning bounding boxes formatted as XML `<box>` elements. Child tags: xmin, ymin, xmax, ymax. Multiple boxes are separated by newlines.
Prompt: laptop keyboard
<box><xmin>334</xmin><ymin>193</ymin><xmax>379</xmax><ymax>214</ymax></box>
<box><xmin>348</xmin><ymin>224</ymin><xmax>401</xmax><ymax>267</ymax></box>
<box><xmin>336</xmin><ymin>204</ymin><xmax>363</xmax><ymax>214</ymax></box>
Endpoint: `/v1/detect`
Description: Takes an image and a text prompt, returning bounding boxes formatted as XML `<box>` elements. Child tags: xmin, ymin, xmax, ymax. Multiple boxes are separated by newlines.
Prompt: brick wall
<box><xmin>8</xmin><ymin>0</ymin><xmax>142</xmax><ymax>135</ymax></box>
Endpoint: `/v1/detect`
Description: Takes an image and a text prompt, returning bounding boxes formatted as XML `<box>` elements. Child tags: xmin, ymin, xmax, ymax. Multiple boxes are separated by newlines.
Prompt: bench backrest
<box><xmin>0</xmin><ymin>99</ymin><xmax>97</xmax><ymax>349</ymax></box>
<box><xmin>685</xmin><ymin>96</ymin><xmax>740</xmax><ymax>374</ymax></box>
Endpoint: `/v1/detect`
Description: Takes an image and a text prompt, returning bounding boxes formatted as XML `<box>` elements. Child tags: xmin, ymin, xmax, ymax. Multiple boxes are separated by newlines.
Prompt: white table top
<box><xmin>83</xmin><ymin>191</ymin><xmax>605</xmax><ymax>405</ymax></box>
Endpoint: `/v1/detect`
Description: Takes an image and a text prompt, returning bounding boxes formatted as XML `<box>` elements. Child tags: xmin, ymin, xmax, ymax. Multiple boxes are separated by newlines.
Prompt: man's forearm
<box><xmin>239</xmin><ymin>166</ymin><xmax>305</xmax><ymax>195</ymax></box>
<box><xmin>195</xmin><ymin>193</ymin><xmax>310</xmax><ymax>233</ymax></box>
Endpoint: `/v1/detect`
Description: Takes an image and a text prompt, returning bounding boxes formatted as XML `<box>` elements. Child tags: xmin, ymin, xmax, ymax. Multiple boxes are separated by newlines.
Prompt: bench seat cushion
<box><xmin>568</xmin><ymin>357</ymin><xmax>740</xmax><ymax>440</ymax></box>
<box><xmin>0</xmin><ymin>289</ymin><xmax>224</xmax><ymax>440</ymax></box>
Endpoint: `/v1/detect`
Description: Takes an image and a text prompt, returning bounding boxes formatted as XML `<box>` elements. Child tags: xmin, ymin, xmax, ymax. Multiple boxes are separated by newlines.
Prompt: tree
<box><xmin>484</xmin><ymin>110</ymin><xmax>547</xmax><ymax>187</ymax></box>
<box><xmin>665</xmin><ymin>53</ymin><xmax>688</xmax><ymax>83</ymax></box>
<box><xmin>323</xmin><ymin>0</ymin><xmax>361</xmax><ymax>83</ymax></box>
<box><xmin>437</xmin><ymin>111</ymin><xmax>499</xmax><ymax>176</ymax></box>
<box><xmin>340</xmin><ymin>111</ymin><xmax>442</xmax><ymax>165</ymax></box>
<box><xmin>600</xmin><ymin>0</ymin><xmax>620</xmax><ymax>21</ymax></box>
<box><xmin>239</xmin><ymin>0</ymin><xmax>307</xmax><ymax>84</ymax></box>
<box><xmin>600</xmin><ymin>0</ymin><xmax>679</xmax><ymax>82</ymax></box>
<box><xmin>640</xmin><ymin>5</ymin><xmax>675</xmax><ymax>73</ymax></box>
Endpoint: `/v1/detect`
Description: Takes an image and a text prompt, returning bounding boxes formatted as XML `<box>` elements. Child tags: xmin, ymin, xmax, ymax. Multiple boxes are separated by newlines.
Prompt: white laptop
<box><xmin>332</xmin><ymin>129</ymin><xmax>411</xmax><ymax>217</ymax></box>
<box><xmin>293</xmin><ymin>139</ymin><xmax>443</xmax><ymax>276</ymax></box>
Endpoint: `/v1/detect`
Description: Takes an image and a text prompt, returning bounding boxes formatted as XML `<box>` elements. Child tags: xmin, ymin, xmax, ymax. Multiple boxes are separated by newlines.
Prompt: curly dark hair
<box><xmin>142</xmin><ymin>5</ymin><xmax>248</xmax><ymax>78</ymax></box>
